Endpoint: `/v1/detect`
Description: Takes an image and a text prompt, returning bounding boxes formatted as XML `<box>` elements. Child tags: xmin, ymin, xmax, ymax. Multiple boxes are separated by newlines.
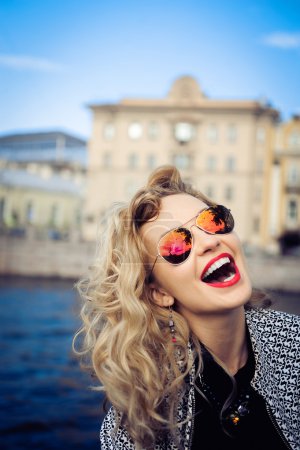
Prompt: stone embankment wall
<box><xmin>0</xmin><ymin>236</ymin><xmax>300</xmax><ymax>292</ymax></box>
<box><xmin>0</xmin><ymin>236</ymin><xmax>96</xmax><ymax>280</ymax></box>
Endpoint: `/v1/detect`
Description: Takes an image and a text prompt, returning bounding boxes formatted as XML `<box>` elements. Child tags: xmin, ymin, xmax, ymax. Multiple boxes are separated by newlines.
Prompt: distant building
<box><xmin>83</xmin><ymin>75</ymin><xmax>279</xmax><ymax>248</ymax></box>
<box><xmin>0</xmin><ymin>130</ymin><xmax>87</xmax><ymax>240</ymax></box>
<box><xmin>270</xmin><ymin>116</ymin><xmax>300</xmax><ymax>252</ymax></box>
<box><xmin>0</xmin><ymin>130</ymin><xmax>86</xmax><ymax>166</ymax></box>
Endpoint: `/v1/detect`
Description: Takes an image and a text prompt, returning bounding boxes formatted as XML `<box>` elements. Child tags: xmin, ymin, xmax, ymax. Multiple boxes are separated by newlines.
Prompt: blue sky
<box><xmin>0</xmin><ymin>0</ymin><xmax>300</xmax><ymax>139</ymax></box>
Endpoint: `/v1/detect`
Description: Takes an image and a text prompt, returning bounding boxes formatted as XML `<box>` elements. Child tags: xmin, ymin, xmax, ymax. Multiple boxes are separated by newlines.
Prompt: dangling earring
<box><xmin>168</xmin><ymin>305</ymin><xmax>177</xmax><ymax>343</ymax></box>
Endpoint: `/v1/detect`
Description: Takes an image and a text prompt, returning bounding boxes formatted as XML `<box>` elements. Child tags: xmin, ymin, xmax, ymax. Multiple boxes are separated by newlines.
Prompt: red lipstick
<box><xmin>200</xmin><ymin>252</ymin><xmax>241</xmax><ymax>288</ymax></box>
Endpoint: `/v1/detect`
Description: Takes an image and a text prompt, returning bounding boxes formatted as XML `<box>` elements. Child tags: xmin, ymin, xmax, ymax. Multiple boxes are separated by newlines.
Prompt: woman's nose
<box><xmin>191</xmin><ymin>225</ymin><xmax>221</xmax><ymax>255</ymax></box>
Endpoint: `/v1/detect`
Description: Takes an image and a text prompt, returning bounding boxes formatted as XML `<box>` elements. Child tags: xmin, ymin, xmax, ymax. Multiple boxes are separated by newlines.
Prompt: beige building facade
<box><xmin>83</xmin><ymin>76</ymin><xmax>279</xmax><ymax>248</ymax></box>
<box><xmin>269</xmin><ymin>116</ymin><xmax>300</xmax><ymax>251</ymax></box>
<box><xmin>0</xmin><ymin>179</ymin><xmax>80</xmax><ymax>230</ymax></box>
<box><xmin>0</xmin><ymin>131</ymin><xmax>86</xmax><ymax>240</ymax></box>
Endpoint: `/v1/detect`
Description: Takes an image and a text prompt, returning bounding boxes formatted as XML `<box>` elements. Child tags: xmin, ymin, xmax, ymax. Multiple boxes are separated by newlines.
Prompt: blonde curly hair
<box><xmin>73</xmin><ymin>165</ymin><xmax>270</xmax><ymax>447</ymax></box>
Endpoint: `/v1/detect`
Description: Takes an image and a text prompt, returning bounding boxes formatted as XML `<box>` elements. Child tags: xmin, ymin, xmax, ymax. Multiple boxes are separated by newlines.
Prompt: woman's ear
<box><xmin>149</xmin><ymin>283</ymin><xmax>174</xmax><ymax>307</ymax></box>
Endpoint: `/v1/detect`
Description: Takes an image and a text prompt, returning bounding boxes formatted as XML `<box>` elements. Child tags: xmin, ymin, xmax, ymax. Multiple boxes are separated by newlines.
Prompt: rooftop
<box><xmin>0</xmin><ymin>169</ymin><xmax>83</xmax><ymax>196</ymax></box>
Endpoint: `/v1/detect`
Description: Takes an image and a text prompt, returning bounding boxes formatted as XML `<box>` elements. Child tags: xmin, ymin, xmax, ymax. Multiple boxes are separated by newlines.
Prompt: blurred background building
<box><xmin>0</xmin><ymin>131</ymin><xmax>86</xmax><ymax>241</ymax></box>
<box><xmin>0</xmin><ymin>76</ymin><xmax>299</xmax><ymax>260</ymax></box>
<box><xmin>273</xmin><ymin>116</ymin><xmax>300</xmax><ymax>254</ymax></box>
<box><xmin>83</xmin><ymin>75</ymin><xmax>283</xmax><ymax>252</ymax></box>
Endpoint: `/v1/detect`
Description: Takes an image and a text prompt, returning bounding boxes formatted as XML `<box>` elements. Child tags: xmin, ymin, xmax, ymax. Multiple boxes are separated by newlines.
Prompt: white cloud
<box><xmin>262</xmin><ymin>32</ymin><xmax>300</xmax><ymax>49</ymax></box>
<box><xmin>0</xmin><ymin>54</ymin><xmax>66</xmax><ymax>72</ymax></box>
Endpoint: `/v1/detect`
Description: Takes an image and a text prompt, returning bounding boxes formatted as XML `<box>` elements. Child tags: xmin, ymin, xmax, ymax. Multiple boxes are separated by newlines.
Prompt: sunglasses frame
<box><xmin>148</xmin><ymin>205</ymin><xmax>234</xmax><ymax>279</ymax></box>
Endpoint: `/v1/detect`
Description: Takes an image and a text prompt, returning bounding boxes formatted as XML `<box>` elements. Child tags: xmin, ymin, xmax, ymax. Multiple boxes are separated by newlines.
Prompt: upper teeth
<box><xmin>202</xmin><ymin>256</ymin><xmax>231</xmax><ymax>279</ymax></box>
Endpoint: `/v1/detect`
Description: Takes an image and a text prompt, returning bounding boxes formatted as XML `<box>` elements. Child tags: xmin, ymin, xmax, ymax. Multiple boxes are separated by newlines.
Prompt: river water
<box><xmin>0</xmin><ymin>277</ymin><xmax>103</xmax><ymax>450</ymax></box>
<box><xmin>0</xmin><ymin>277</ymin><xmax>299</xmax><ymax>450</ymax></box>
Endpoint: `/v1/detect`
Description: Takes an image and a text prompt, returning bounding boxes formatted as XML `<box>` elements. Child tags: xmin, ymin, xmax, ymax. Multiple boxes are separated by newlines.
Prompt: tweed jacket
<box><xmin>100</xmin><ymin>308</ymin><xmax>300</xmax><ymax>449</ymax></box>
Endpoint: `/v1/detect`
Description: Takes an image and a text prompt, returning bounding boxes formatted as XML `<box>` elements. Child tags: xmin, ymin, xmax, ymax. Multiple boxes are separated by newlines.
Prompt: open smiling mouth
<box><xmin>201</xmin><ymin>253</ymin><xmax>241</xmax><ymax>288</ymax></box>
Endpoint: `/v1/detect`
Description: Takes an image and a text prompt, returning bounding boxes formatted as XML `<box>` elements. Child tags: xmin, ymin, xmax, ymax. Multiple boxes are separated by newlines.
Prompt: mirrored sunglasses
<box><xmin>153</xmin><ymin>205</ymin><xmax>234</xmax><ymax>267</ymax></box>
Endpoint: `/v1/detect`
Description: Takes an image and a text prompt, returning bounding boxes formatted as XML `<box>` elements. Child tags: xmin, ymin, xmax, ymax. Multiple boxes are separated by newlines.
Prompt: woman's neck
<box><xmin>190</xmin><ymin>307</ymin><xmax>248</xmax><ymax>375</ymax></box>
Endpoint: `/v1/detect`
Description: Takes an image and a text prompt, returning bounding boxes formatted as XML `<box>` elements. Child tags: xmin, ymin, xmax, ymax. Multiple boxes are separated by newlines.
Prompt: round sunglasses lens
<box><xmin>159</xmin><ymin>228</ymin><xmax>192</xmax><ymax>264</ymax></box>
<box><xmin>196</xmin><ymin>206</ymin><xmax>234</xmax><ymax>234</ymax></box>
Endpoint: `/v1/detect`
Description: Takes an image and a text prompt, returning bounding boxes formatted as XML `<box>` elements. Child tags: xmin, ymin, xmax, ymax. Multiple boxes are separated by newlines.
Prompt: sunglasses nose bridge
<box><xmin>191</xmin><ymin>223</ymin><xmax>212</xmax><ymax>235</ymax></box>
<box><xmin>190</xmin><ymin>224</ymin><xmax>221</xmax><ymax>254</ymax></box>
<box><xmin>190</xmin><ymin>223</ymin><xmax>215</xmax><ymax>236</ymax></box>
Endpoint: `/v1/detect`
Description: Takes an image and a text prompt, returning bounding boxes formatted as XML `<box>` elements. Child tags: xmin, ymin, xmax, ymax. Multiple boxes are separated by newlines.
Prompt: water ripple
<box><xmin>0</xmin><ymin>277</ymin><xmax>103</xmax><ymax>450</ymax></box>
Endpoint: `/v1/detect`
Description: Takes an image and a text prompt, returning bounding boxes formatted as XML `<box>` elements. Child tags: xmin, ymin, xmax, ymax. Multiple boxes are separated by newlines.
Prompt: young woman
<box><xmin>75</xmin><ymin>166</ymin><xmax>300</xmax><ymax>449</ymax></box>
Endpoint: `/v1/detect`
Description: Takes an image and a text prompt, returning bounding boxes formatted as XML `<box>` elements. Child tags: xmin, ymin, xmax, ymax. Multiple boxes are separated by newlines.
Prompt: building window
<box><xmin>147</xmin><ymin>154</ymin><xmax>156</xmax><ymax>169</ymax></box>
<box><xmin>148</xmin><ymin>122</ymin><xmax>159</xmax><ymax>140</ymax></box>
<box><xmin>206</xmin><ymin>155</ymin><xmax>217</xmax><ymax>172</ymax></box>
<box><xmin>254</xmin><ymin>186</ymin><xmax>262</xmax><ymax>201</ymax></box>
<box><xmin>50</xmin><ymin>204</ymin><xmax>60</xmax><ymax>227</ymax></box>
<box><xmin>224</xmin><ymin>185</ymin><xmax>234</xmax><ymax>201</ymax></box>
<box><xmin>128</xmin><ymin>122</ymin><xmax>143</xmax><ymax>140</ymax></box>
<box><xmin>253</xmin><ymin>217</ymin><xmax>260</xmax><ymax>233</ymax></box>
<box><xmin>288</xmin><ymin>165</ymin><xmax>299</xmax><ymax>184</ymax></box>
<box><xmin>256</xmin><ymin>127</ymin><xmax>265</xmax><ymax>144</ymax></box>
<box><xmin>207</xmin><ymin>124</ymin><xmax>218</xmax><ymax>143</ymax></box>
<box><xmin>128</xmin><ymin>153</ymin><xmax>138</xmax><ymax>169</ymax></box>
<box><xmin>288</xmin><ymin>131</ymin><xmax>300</xmax><ymax>148</ymax></box>
<box><xmin>205</xmin><ymin>186</ymin><xmax>214</xmax><ymax>198</ymax></box>
<box><xmin>0</xmin><ymin>198</ymin><xmax>5</xmax><ymax>223</ymax></box>
<box><xmin>103</xmin><ymin>152</ymin><xmax>112</xmax><ymax>168</ymax></box>
<box><xmin>287</xmin><ymin>199</ymin><xmax>298</xmax><ymax>221</ymax></box>
<box><xmin>226</xmin><ymin>156</ymin><xmax>236</xmax><ymax>172</ymax></box>
<box><xmin>227</xmin><ymin>124</ymin><xmax>237</xmax><ymax>143</ymax></box>
<box><xmin>173</xmin><ymin>154</ymin><xmax>191</xmax><ymax>169</ymax></box>
<box><xmin>103</xmin><ymin>123</ymin><xmax>116</xmax><ymax>140</ymax></box>
<box><xmin>256</xmin><ymin>159</ymin><xmax>264</xmax><ymax>173</ymax></box>
<box><xmin>75</xmin><ymin>208</ymin><xmax>81</xmax><ymax>226</ymax></box>
<box><xmin>26</xmin><ymin>201</ymin><xmax>35</xmax><ymax>224</ymax></box>
<box><xmin>11</xmin><ymin>209</ymin><xmax>20</xmax><ymax>227</ymax></box>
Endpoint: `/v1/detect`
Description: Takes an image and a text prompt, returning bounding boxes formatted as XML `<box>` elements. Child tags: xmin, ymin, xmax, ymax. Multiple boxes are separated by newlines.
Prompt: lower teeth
<box><xmin>224</xmin><ymin>273</ymin><xmax>235</xmax><ymax>282</ymax></box>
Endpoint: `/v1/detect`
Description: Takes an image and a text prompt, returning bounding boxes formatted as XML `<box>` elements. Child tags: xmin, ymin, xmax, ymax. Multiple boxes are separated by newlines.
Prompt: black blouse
<box><xmin>191</xmin><ymin>342</ymin><xmax>289</xmax><ymax>449</ymax></box>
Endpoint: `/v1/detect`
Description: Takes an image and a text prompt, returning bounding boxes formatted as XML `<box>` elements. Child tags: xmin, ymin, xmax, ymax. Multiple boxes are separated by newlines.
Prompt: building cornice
<box><xmin>88</xmin><ymin>101</ymin><xmax>279</xmax><ymax>119</ymax></box>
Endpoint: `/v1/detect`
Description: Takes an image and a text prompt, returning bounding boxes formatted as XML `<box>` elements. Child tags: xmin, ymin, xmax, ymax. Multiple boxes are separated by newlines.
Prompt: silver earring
<box><xmin>168</xmin><ymin>305</ymin><xmax>177</xmax><ymax>343</ymax></box>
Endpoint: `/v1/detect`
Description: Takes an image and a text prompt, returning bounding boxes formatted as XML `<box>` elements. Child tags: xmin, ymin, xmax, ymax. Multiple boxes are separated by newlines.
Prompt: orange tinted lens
<box><xmin>159</xmin><ymin>227</ymin><xmax>192</xmax><ymax>264</ymax></box>
<box><xmin>196</xmin><ymin>206</ymin><xmax>234</xmax><ymax>234</ymax></box>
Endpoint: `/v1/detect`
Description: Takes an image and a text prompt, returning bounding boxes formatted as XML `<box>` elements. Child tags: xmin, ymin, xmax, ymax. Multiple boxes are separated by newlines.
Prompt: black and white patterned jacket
<box><xmin>100</xmin><ymin>308</ymin><xmax>300</xmax><ymax>449</ymax></box>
